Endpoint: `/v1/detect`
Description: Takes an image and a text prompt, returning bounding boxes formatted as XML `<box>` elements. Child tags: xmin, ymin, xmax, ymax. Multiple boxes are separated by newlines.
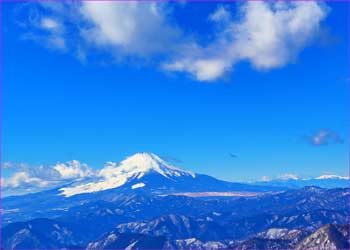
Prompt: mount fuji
<box><xmin>59</xmin><ymin>152</ymin><xmax>196</xmax><ymax>197</ymax></box>
<box><xmin>58</xmin><ymin>152</ymin><xmax>278</xmax><ymax>197</ymax></box>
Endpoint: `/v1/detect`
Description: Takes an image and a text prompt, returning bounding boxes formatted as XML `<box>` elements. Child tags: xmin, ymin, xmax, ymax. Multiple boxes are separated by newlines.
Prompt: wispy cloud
<box><xmin>260</xmin><ymin>176</ymin><xmax>271</xmax><ymax>182</ymax></box>
<box><xmin>208</xmin><ymin>5</ymin><xmax>231</xmax><ymax>24</ymax></box>
<box><xmin>161</xmin><ymin>155</ymin><xmax>184</xmax><ymax>164</ymax></box>
<box><xmin>278</xmin><ymin>173</ymin><xmax>299</xmax><ymax>180</ymax></box>
<box><xmin>80</xmin><ymin>2</ymin><xmax>181</xmax><ymax>57</ymax></box>
<box><xmin>40</xmin><ymin>17</ymin><xmax>60</xmax><ymax>31</ymax></box>
<box><xmin>15</xmin><ymin>1</ymin><xmax>328</xmax><ymax>82</ymax></box>
<box><xmin>304</xmin><ymin>129</ymin><xmax>344</xmax><ymax>146</ymax></box>
<box><xmin>3</xmin><ymin>162</ymin><xmax>28</xmax><ymax>169</ymax></box>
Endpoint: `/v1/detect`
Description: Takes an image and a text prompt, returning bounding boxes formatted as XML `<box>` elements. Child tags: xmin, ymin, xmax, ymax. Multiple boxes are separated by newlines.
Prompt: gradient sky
<box><xmin>2</xmin><ymin>1</ymin><xmax>349</xmax><ymax>184</ymax></box>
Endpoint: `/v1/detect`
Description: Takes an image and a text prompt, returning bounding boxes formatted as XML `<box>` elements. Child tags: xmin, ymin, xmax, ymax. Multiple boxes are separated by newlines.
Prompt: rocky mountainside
<box><xmin>2</xmin><ymin>190</ymin><xmax>349</xmax><ymax>249</ymax></box>
<box><xmin>116</xmin><ymin>214</ymin><xmax>228</xmax><ymax>241</ymax></box>
<box><xmin>86</xmin><ymin>232</ymin><xmax>166</xmax><ymax>250</ymax></box>
<box><xmin>296</xmin><ymin>224</ymin><xmax>350</xmax><ymax>250</ymax></box>
<box><xmin>86</xmin><ymin>224</ymin><xmax>350</xmax><ymax>250</ymax></box>
<box><xmin>1</xmin><ymin>218</ymin><xmax>85</xmax><ymax>249</ymax></box>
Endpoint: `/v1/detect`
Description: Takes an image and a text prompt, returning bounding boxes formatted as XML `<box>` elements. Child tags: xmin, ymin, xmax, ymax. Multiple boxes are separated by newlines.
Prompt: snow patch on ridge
<box><xmin>131</xmin><ymin>183</ymin><xmax>145</xmax><ymax>189</ymax></box>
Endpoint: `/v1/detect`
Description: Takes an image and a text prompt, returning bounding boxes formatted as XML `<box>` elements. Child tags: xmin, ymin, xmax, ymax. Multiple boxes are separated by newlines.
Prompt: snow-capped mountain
<box><xmin>315</xmin><ymin>174</ymin><xmax>349</xmax><ymax>180</ymax></box>
<box><xmin>59</xmin><ymin>153</ymin><xmax>195</xmax><ymax>197</ymax></box>
<box><xmin>253</xmin><ymin>174</ymin><xmax>349</xmax><ymax>189</ymax></box>
<box><xmin>58</xmin><ymin>152</ymin><xmax>279</xmax><ymax>197</ymax></box>
<box><xmin>255</xmin><ymin>228</ymin><xmax>307</xmax><ymax>242</ymax></box>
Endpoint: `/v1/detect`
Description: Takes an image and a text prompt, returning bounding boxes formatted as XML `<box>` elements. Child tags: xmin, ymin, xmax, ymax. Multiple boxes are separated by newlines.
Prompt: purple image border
<box><xmin>0</xmin><ymin>0</ymin><xmax>349</xmax><ymax>249</ymax></box>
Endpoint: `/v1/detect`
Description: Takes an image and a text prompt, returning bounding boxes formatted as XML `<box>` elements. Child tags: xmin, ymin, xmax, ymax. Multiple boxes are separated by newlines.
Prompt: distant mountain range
<box><xmin>251</xmin><ymin>174</ymin><xmax>349</xmax><ymax>189</ymax></box>
<box><xmin>3</xmin><ymin>187</ymin><xmax>349</xmax><ymax>249</ymax></box>
<box><xmin>2</xmin><ymin>153</ymin><xmax>349</xmax><ymax>249</ymax></box>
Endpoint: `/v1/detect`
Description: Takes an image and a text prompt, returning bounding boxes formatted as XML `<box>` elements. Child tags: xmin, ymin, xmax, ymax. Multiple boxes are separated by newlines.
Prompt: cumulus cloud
<box><xmin>2</xmin><ymin>172</ymin><xmax>49</xmax><ymax>188</ymax></box>
<box><xmin>54</xmin><ymin>160</ymin><xmax>94</xmax><ymax>179</ymax></box>
<box><xmin>1</xmin><ymin>160</ymin><xmax>94</xmax><ymax>196</ymax></box>
<box><xmin>164</xmin><ymin>2</ymin><xmax>328</xmax><ymax>81</ymax></box>
<box><xmin>17</xmin><ymin>1</ymin><xmax>328</xmax><ymax>81</ymax></box>
<box><xmin>234</xmin><ymin>1</ymin><xmax>327</xmax><ymax>69</ymax></box>
<box><xmin>80</xmin><ymin>2</ymin><xmax>181</xmax><ymax>56</ymax></box>
<box><xmin>304</xmin><ymin>129</ymin><xmax>344</xmax><ymax>146</ymax></box>
<box><xmin>97</xmin><ymin>161</ymin><xmax>119</xmax><ymax>179</ymax></box>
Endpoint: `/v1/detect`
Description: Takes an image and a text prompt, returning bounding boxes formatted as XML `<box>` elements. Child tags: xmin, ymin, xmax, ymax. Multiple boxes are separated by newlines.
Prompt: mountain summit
<box><xmin>59</xmin><ymin>153</ymin><xmax>195</xmax><ymax>197</ymax></box>
<box><xmin>116</xmin><ymin>153</ymin><xmax>195</xmax><ymax>179</ymax></box>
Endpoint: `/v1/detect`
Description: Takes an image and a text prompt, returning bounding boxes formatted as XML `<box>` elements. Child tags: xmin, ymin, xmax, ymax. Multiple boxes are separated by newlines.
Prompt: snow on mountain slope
<box><xmin>295</xmin><ymin>224</ymin><xmax>350</xmax><ymax>250</ymax></box>
<box><xmin>256</xmin><ymin>228</ymin><xmax>306</xmax><ymax>241</ymax></box>
<box><xmin>253</xmin><ymin>174</ymin><xmax>349</xmax><ymax>189</ymax></box>
<box><xmin>131</xmin><ymin>183</ymin><xmax>145</xmax><ymax>189</ymax></box>
<box><xmin>315</xmin><ymin>174</ymin><xmax>349</xmax><ymax>180</ymax></box>
<box><xmin>59</xmin><ymin>153</ymin><xmax>195</xmax><ymax>197</ymax></box>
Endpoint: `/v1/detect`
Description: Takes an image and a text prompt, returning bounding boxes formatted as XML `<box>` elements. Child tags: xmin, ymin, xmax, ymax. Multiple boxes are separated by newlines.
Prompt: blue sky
<box><xmin>1</xmin><ymin>1</ymin><xmax>348</xmax><ymax>193</ymax></box>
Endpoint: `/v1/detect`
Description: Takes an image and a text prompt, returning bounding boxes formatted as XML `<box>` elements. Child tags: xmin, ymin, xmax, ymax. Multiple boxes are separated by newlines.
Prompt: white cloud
<box><xmin>41</xmin><ymin>17</ymin><xmax>60</xmax><ymax>31</ymax></box>
<box><xmin>1</xmin><ymin>160</ymin><xmax>94</xmax><ymax>196</ymax></box>
<box><xmin>165</xmin><ymin>2</ymin><xmax>327</xmax><ymax>81</ymax></box>
<box><xmin>278</xmin><ymin>173</ymin><xmax>299</xmax><ymax>180</ymax></box>
<box><xmin>40</xmin><ymin>17</ymin><xmax>66</xmax><ymax>50</ymax></box>
<box><xmin>304</xmin><ymin>129</ymin><xmax>344</xmax><ymax>146</ymax></box>
<box><xmin>19</xmin><ymin>11</ymin><xmax>66</xmax><ymax>50</ymax></box>
<box><xmin>98</xmin><ymin>161</ymin><xmax>119</xmax><ymax>179</ymax></box>
<box><xmin>80</xmin><ymin>2</ymin><xmax>180</xmax><ymax>56</ymax></box>
<box><xmin>54</xmin><ymin>160</ymin><xmax>94</xmax><ymax>179</ymax></box>
<box><xmin>2</xmin><ymin>171</ymin><xmax>50</xmax><ymax>188</ymax></box>
<box><xmin>19</xmin><ymin>1</ymin><xmax>328</xmax><ymax>82</ymax></box>
<box><xmin>209</xmin><ymin>6</ymin><xmax>231</xmax><ymax>23</ymax></box>
<box><xmin>233</xmin><ymin>1</ymin><xmax>327</xmax><ymax>69</ymax></box>
<box><xmin>164</xmin><ymin>58</ymin><xmax>229</xmax><ymax>82</ymax></box>
<box><xmin>3</xmin><ymin>162</ymin><xmax>27</xmax><ymax>169</ymax></box>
